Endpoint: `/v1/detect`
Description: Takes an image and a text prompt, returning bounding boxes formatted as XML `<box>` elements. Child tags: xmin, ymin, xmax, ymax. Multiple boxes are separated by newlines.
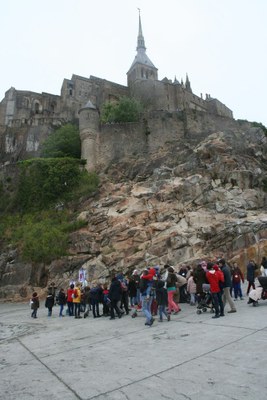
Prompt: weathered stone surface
<box><xmin>0</xmin><ymin>128</ymin><xmax>266</xmax><ymax>300</ymax></box>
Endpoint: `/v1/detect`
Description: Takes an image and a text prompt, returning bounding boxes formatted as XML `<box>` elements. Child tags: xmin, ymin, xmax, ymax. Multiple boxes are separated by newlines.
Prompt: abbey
<box><xmin>0</xmin><ymin>14</ymin><xmax>233</xmax><ymax>168</ymax></box>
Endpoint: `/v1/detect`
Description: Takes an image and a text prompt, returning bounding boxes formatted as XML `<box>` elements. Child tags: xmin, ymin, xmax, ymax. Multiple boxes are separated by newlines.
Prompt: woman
<box><xmin>166</xmin><ymin>266</ymin><xmax>180</xmax><ymax>314</ymax></box>
<box><xmin>66</xmin><ymin>283</ymin><xmax>75</xmax><ymax>316</ymax></box>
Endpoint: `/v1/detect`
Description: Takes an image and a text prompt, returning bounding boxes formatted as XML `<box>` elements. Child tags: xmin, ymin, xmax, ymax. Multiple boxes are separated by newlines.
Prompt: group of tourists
<box><xmin>30</xmin><ymin>256</ymin><xmax>267</xmax><ymax>324</ymax></box>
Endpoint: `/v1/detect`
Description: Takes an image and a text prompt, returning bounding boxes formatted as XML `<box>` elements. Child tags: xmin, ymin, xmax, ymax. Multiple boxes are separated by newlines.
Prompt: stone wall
<box><xmin>80</xmin><ymin>109</ymin><xmax>242</xmax><ymax>171</ymax></box>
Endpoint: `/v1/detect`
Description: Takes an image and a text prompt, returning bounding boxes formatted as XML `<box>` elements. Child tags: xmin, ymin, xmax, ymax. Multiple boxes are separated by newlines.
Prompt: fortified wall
<box><xmin>79</xmin><ymin>104</ymin><xmax>239</xmax><ymax>171</ymax></box>
<box><xmin>0</xmin><ymin>14</ymin><xmax>234</xmax><ymax>169</ymax></box>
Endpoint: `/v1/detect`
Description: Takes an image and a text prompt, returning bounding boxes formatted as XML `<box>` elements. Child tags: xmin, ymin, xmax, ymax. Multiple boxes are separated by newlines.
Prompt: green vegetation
<box><xmin>100</xmin><ymin>96</ymin><xmax>143</xmax><ymax>123</ymax></box>
<box><xmin>41</xmin><ymin>123</ymin><xmax>81</xmax><ymax>158</ymax></box>
<box><xmin>0</xmin><ymin>122</ymin><xmax>99</xmax><ymax>264</ymax></box>
<box><xmin>14</xmin><ymin>158</ymin><xmax>98</xmax><ymax>212</ymax></box>
<box><xmin>251</xmin><ymin>121</ymin><xmax>267</xmax><ymax>136</ymax></box>
<box><xmin>0</xmin><ymin>211</ymin><xmax>88</xmax><ymax>263</ymax></box>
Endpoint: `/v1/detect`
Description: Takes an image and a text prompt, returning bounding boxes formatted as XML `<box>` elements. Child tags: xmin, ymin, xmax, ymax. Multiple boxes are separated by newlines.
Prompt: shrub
<box><xmin>100</xmin><ymin>96</ymin><xmax>143</xmax><ymax>123</ymax></box>
<box><xmin>1</xmin><ymin>210</ymin><xmax>89</xmax><ymax>263</ymax></box>
<box><xmin>14</xmin><ymin>158</ymin><xmax>98</xmax><ymax>211</ymax></box>
<box><xmin>41</xmin><ymin>123</ymin><xmax>81</xmax><ymax>158</ymax></box>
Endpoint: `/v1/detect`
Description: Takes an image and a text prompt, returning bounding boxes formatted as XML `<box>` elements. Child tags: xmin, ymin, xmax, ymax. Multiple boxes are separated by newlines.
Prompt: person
<box><xmin>261</xmin><ymin>256</ymin><xmax>267</xmax><ymax>276</ymax></box>
<box><xmin>73</xmin><ymin>282</ymin><xmax>82</xmax><ymax>319</ymax></box>
<box><xmin>102</xmin><ymin>284</ymin><xmax>110</xmax><ymax>317</ymax></box>
<box><xmin>219</xmin><ymin>259</ymin><xmax>236</xmax><ymax>313</ymax></box>
<box><xmin>117</xmin><ymin>274</ymin><xmax>129</xmax><ymax>315</ymax></box>
<box><xmin>176</xmin><ymin>273</ymin><xmax>188</xmax><ymax>304</ymax></box>
<box><xmin>166</xmin><ymin>266</ymin><xmax>180</xmax><ymax>314</ymax></box>
<box><xmin>187</xmin><ymin>271</ymin><xmax>197</xmax><ymax>305</ymax></box>
<box><xmin>179</xmin><ymin>265</ymin><xmax>188</xmax><ymax>278</ymax></box>
<box><xmin>193</xmin><ymin>263</ymin><xmax>207</xmax><ymax>303</ymax></box>
<box><xmin>231</xmin><ymin>262</ymin><xmax>244</xmax><ymax>300</ymax></box>
<box><xmin>30</xmin><ymin>292</ymin><xmax>39</xmax><ymax>318</ymax></box>
<box><xmin>83</xmin><ymin>286</ymin><xmax>91</xmax><ymax>318</ymax></box>
<box><xmin>246</xmin><ymin>260</ymin><xmax>256</xmax><ymax>295</ymax></box>
<box><xmin>132</xmin><ymin>269</ymin><xmax>141</xmax><ymax>307</ymax></box>
<box><xmin>156</xmin><ymin>280</ymin><xmax>170</xmax><ymax>322</ymax></box>
<box><xmin>89</xmin><ymin>283</ymin><xmax>102</xmax><ymax>318</ymax></box>
<box><xmin>108</xmin><ymin>276</ymin><xmax>123</xmax><ymax>320</ymax></box>
<box><xmin>57</xmin><ymin>288</ymin><xmax>66</xmax><ymax>317</ymax></box>
<box><xmin>45</xmin><ymin>289</ymin><xmax>55</xmax><ymax>317</ymax></box>
<box><xmin>128</xmin><ymin>275</ymin><xmax>138</xmax><ymax>307</ymax></box>
<box><xmin>206</xmin><ymin>264</ymin><xmax>224</xmax><ymax>318</ymax></box>
<box><xmin>66</xmin><ymin>283</ymin><xmax>75</xmax><ymax>316</ymax></box>
<box><xmin>140</xmin><ymin>269</ymin><xmax>155</xmax><ymax>326</ymax></box>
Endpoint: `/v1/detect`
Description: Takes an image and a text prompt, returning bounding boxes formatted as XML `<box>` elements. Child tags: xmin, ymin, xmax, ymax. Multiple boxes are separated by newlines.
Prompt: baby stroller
<box><xmin>196</xmin><ymin>284</ymin><xmax>214</xmax><ymax>314</ymax></box>
<box><xmin>247</xmin><ymin>276</ymin><xmax>267</xmax><ymax>307</ymax></box>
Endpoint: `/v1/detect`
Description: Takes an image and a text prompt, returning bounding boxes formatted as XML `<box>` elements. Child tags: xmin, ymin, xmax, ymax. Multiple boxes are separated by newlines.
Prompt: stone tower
<box><xmin>78</xmin><ymin>100</ymin><xmax>99</xmax><ymax>171</ymax></box>
<box><xmin>127</xmin><ymin>11</ymin><xmax>158</xmax><ymax>87</ymax></box>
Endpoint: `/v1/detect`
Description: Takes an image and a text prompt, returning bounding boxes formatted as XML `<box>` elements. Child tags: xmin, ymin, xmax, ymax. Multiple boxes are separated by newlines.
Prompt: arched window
<box><xmin>34</xmin><ymin>102</ymin><xmax>40</xmax><ymax>114</ymax></box>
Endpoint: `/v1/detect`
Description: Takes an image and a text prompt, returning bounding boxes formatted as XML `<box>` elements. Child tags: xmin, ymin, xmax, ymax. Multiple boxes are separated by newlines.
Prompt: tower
<box><xmin>78</xmin><ymin>100</ymin><xmax>99</xmax><ymax>171</ymax></box>
<box><xmin>127</xmin><ymin>10</ymin><xmax>158</xmax><ymax>87</ymax></box>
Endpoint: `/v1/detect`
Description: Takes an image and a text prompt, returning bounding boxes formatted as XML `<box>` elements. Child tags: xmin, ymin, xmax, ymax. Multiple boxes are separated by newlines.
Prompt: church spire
<box><xmin>127</xmin><ymin>10</ymin><xmax>158</xmax><ymax>86</ymax></box>
<box><xmin>137</xmin><ymin>9</ymin><xmax>146</xmax><ymax>51</ymax></box>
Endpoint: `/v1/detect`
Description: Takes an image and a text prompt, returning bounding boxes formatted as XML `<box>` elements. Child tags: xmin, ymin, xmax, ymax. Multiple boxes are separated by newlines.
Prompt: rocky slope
<box><xmin>0</xmin><ymin>123</ymin><xmax>267</xmax><ymax>300</ymax></box>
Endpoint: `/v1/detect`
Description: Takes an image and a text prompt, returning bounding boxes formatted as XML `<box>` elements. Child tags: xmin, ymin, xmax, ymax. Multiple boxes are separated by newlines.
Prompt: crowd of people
<box><xmin>30</xmin><ymin>256</ymin><xmax>267</xmax><ymax>324</ymax></box>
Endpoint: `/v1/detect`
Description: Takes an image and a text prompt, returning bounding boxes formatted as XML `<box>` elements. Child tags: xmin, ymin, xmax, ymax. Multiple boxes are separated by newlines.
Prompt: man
<box><xmin>218</xmin><ymin>259</ymin><xmax>236</xmax><ymax>313</ymax></box>
<box><xmin>206</xmin><ymin>264</ymin><xmax>224</xmax><ymax>318</ymax></box>
<box><xmin>246</xmin><ymin>260</ymin><xmax>256</xmax><ymax>295</ymax></box>
<box><xmin>140</xmin><ymin>269</ymin><xmax>155</xmax><ymax>326</ymax></box>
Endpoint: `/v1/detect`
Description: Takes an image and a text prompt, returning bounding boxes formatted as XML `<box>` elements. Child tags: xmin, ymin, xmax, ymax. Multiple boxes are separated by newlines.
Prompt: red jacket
<box><xmin>141</xmin><ymin>268</ymin><xmax>156</xmax><ymax>280</ymax></box>
<box><xmin>67</xmin><ymin>288</ymin><xmax>74</xmax><ymax>302</ymax></box>
<box><xmin>206</xmin><ymin>270</ymin><xmax>224</xmax><ymax>293</ymax></box>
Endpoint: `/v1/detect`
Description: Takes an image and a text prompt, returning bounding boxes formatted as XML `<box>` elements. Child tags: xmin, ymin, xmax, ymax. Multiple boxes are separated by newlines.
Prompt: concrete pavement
<box><xmin>0</xmin><ymin>295</ymin><xmax>267</xmax><ymax>400</ymax></box>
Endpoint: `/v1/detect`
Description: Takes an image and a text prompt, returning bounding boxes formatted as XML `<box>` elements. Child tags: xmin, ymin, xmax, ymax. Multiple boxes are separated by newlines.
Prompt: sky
<box><xmin>1</xmin><ymin>0</ymin><xmax>267</xmax><ymax>126</ymax></box>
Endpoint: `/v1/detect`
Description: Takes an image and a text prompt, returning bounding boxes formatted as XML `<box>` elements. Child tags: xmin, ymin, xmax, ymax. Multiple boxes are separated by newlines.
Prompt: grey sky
<box><xmin>1</xmin><ymin>0</ymin><xmax>267</xmax><ymax>125</ymax></box>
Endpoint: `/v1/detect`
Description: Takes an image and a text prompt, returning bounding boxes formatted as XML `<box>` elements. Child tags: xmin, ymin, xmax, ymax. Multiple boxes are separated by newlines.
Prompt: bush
<box><xmin>100</xmin><ymin>96</ymin><xmax>143</xmax><ymax>123</ymax></box>
<box><xmin>1</xmin><ymin>210</ymin><xmax>89</xmax><ymax>263</ymax></box>
<box><xmin>251</xmin><ymin>121</ymin><xmax>267</xmax><ymax>136</ymax></box>
<box><xmin>41</xmin><ymin>123</ymin><xmax>81</xmax><ymax>158</ymax></box>
<box><xmin>14</xmin><ymin>158</ymin><xmax>98</xmax><ymax>212</ymax></box>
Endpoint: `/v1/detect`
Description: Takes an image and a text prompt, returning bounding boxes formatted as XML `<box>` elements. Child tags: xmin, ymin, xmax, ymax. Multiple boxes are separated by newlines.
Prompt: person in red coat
<box><xmin>206</xmin><ymin>264</ymin><xmax>225</xmax><ymax>319</ymax></box>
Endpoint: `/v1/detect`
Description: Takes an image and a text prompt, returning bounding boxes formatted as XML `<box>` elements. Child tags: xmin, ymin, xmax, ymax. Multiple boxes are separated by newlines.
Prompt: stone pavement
<box><xmin>0</xmin><ymin>296</ymin><xmax>267</xmax><ymax>400</ymax></box>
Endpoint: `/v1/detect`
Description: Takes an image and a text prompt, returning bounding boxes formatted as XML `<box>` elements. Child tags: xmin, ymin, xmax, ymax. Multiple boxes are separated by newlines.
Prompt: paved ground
<box><xmin>0</xmin><ymin>294</ymin><xmax>267</xmax><ymax>400</ymax></box>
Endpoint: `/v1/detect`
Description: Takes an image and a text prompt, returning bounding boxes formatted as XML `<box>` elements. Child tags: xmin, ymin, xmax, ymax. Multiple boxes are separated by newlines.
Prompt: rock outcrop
<box><xmin>0</xmin><ymin>123</ymin><xmax>267</xmax><ymax>301</ymax></box>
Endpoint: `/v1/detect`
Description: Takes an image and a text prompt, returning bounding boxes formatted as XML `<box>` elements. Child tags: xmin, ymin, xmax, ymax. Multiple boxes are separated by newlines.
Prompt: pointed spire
<box><xmin>185</xmin><ymin>73</ymin><xmax>192</xmax><ymax>92</ymax></box>
<box><xmin>137</xmin><ymin>9</ymin><xmax>146</xmax><ymax>51</ymax></box>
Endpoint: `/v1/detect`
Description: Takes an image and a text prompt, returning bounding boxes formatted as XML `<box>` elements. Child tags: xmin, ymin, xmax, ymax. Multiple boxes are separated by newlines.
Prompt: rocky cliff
<box><xmin>0</xmin><ymin>118</ymin><xmax>267</xmax><ymax>301</ymax></box>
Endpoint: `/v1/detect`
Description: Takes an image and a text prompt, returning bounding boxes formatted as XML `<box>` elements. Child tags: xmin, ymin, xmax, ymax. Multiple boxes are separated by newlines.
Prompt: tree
<box><xmin>41</xmin><ymin>123</ymin><xmax>81</xmax><ymax>158</ymax></box>
<box><xmin>100</xmin><ymin>97</ymin><xmax>143</xmax><ymax>123</ymax></box>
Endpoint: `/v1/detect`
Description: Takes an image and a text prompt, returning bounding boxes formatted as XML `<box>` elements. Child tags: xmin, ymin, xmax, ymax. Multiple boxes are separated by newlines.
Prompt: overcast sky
<box><xmin>1</xmin><ymin>0</ymin><xmax>267</xmax><ymax>126</ymax></box>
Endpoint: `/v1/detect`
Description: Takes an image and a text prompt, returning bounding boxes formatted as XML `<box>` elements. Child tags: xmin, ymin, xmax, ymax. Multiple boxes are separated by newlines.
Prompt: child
<box><xmin>187</xmin><ymin>271</ymin><xmax>197</xmax><ymax>305</ymax></box>
<box><xmin>31</xmin><ymin>292</ymin><xmax>39</xmax><ymax>318</ymax></box>
<box><xmin>57</xmin><ymin>288</ymin><xmax>66</xmax><ymax>317</ymax></box>
<box><xmin>102</xmin><ymin>284</ymin><xmax>110</xmax><ymax>317</ymax></box>
<box><xmin>156</xmin><ymin>280</ymin><xmax>170</xmax><ymax>322</ymax></box>
<box><xmin>45</xmin><ymin>289</ymin><xmax>55</xmax><ymax>317</ymax></box>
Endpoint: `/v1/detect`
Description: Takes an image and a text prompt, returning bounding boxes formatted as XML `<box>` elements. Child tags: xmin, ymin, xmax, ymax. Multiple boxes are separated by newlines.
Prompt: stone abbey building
<box><xmin>0</xmin><ymin>14</ymin><xmax>233</xmax><ymax>169</ymax></box>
